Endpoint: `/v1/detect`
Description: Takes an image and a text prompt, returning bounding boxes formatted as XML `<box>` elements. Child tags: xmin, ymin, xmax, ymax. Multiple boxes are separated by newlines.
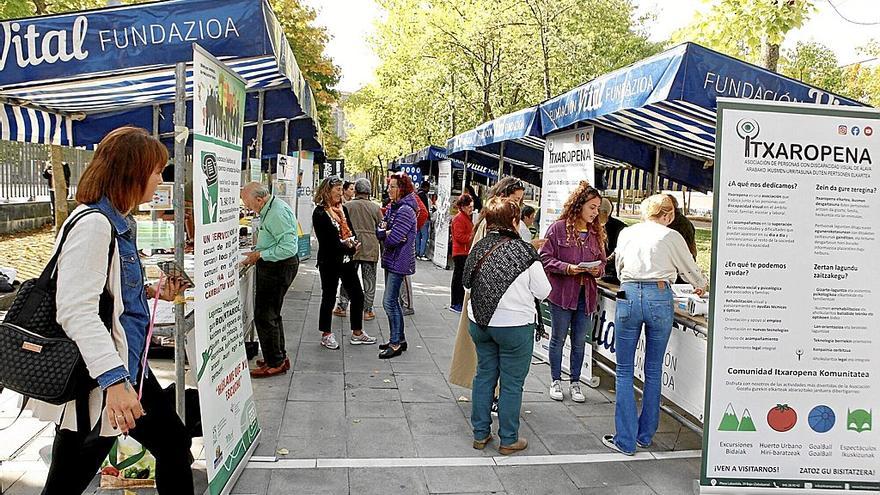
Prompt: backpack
<box><xmin>416</xmin><ymin>196</ymin><xmax>429</xmax><ymax>230</ymax></box>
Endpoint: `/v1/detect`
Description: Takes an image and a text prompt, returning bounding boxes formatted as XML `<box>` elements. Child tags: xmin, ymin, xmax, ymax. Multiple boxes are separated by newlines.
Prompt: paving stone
<box><xmin>521</xmin><ymin>402</ymin><xmax>589</xmax><ymax>435</ymax></box>
<box><xmin>253</xmin><ymin>400</ymin><xmax>285</xmax><ymax>456</ymax></box>
<box><xmin>348</xmin><ymin>467</ymin><xmax>429</xmax><ymax>495</ymax></box>
<box><xmin>288</xmin><ymin>372</ymin><xmax>344</xmax><ymax>402</ymax></box>
<box><xmin>232</xmin><ymin>469</ymin><xmax>270</xmax><ymax>494</ymax></box>
<box><xmin>267</xmin><ymin>468</ymin><xmax>348</xmax><ymax>495</ymax></box>
<box><xmin>576</xmin><ymin>485</ymin><xmax>656</xmax><ymax>495</ymax></box>
<box><xmin>423</xmin><ymin>466</ymin><xmax>504</xmax><ymax>494</ymax></box>
<box><xmin>540</xmin><ymin>432</ymin><xmax>606</xmax><ymax>454</ymax></box>
<box><xmin>275</xmin><ymin>432</ymin><xmax>347</xmax><ymax>458</ymax></box>
<box><xmin>494</xmin><ymin>465</ymin><xmax>580</xmax><ymax>495</ymax></box>
<box><xmin>345</xmin><ymin>371</ymin><xmax>398</xmax><ymax>389</ymax></box>
<box><xmin>628</xmin><ymin>458</ymin><xmax>701</xmax><ymax>495</ymax></box>
<box><xmin>346</xmin><ymin>400</ymin><xmax>406</xmax><ymax>419</ymax></box>
<box><xmin>279</xmin><ymin>401</ymin><xmax>345</xmax><ymax>437</ymax></box>
<box><xmin>561</xmin><ymin>461</ymin><xmax>644</xmax><ymax>489</ymax></box>
<box><xmin>396</xmin><ymin>373</ymin><xmax>455</xmax><ymax>403</ymax></box>
<box><xmin>412</xmin><ymin>434</ymin><xmax>496</xmax><ymax>458</ymax></box>
<box><xmin>346</xmin><ymin>417</ymin><xmax>417</xmax><ymax>458</ymax></box>
<box><xmin>293</xmin><ymin>345</ymin><xmax>344</xmax><ymax>373</ymax></box>
<box><xmin>404</xmin><ymin>402</ymin><xmax>471</xmax><ymax>436</ymax></box>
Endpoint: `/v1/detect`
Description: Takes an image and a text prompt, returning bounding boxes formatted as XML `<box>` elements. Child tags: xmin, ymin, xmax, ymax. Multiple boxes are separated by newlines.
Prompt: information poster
<box><xmin>540</xmin><ymin>127</ymin><xmax>595</xmax><ymax>236</ymax></box>
<box><xmin>432</xmin><ymin>159</ymin><xmax>452</xmax><ymax>268</ymax></box>
<box><xmin>191</xmin><ymin>44</ymin><xmax>260</xmax><ymax>495</ymax></box>
<box><xmin>702</xmin><ymin>99</ymin><xmax>879</xmax><ymax>493</ymax></box>
<box><xmin>293</xmin><ymin>150</ymin><xmax>314</xmax><ymax>259</ymax></box>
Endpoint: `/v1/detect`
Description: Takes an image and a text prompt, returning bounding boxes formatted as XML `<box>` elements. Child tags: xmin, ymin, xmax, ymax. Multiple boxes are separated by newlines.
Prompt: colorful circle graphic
<box><xmin>808</xmin><ymin>405</ymin><xmax>835</xmax><ymax>433</ymax></box>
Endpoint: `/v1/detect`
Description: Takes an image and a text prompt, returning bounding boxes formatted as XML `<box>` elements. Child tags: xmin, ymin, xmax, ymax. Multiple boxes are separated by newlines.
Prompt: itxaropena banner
<box><xmin>702</xmin><ymin>99</ymin><xmax>879</xmax><ymax>493</ymax></box>
<box><xmin>539</xmin><ymin>127</ymin><xmax>596</xmax><ymax>237</ymax></box>
<box><xmin>192</xmin><ymin>44</ymin><xmax>260</xmax><ymax>495</ymax></box>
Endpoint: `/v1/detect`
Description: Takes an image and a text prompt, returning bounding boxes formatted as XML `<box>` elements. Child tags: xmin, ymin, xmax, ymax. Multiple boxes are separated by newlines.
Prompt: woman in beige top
<box><xmin>602</xmin><ymin>194</ymin><xmax>707</xmax><ymax>456</ymax></box>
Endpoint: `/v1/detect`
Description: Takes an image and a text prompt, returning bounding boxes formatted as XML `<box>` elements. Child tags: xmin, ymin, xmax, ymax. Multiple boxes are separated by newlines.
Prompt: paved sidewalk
<box><xmin>1</xmin><ymin>258</ymin><xmax>703</xmax><ymax>494</ymax></box>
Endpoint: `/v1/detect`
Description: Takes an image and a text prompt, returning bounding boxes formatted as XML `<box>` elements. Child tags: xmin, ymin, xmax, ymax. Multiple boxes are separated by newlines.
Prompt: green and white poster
<box><xmin>191</xmin><ymin>44</ymin><xmax>260</xmax><ymax>495</ymax></box>
<box><xmin>702</xmin><ymin>99</ymin><xmax>879</xmax><ymax>493</ymax></box>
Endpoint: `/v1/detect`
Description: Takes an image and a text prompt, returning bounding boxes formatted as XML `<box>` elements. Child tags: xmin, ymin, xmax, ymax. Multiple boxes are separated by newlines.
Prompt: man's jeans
<box><xmin>383</xmin><ymin>271</ymin><xmax>407</xmax><ymax>344</ymax></box>
<box><xmin>469</xmin><ymin>322</ymin><xmax>533</xmax><ymax>446</ymax></box>
<box><xmin>254</xmin><ymin>256</ymin><xmax>299</xmax><ymax>368</ymax></box>
<box><xmin>612</xmin><ymin>281</ymin><xmax>674</xmax><ymax>454</ymax></box>
<box><xmin>548</xmin><ymin>291</ymin><xmax>590</xmax><ymax>382</ymax></box>
<box><xmin>416</xmin><ymin>222</ymin><xmax>430</xmax><ymax>257</ymax></box>
<box><xmin>337</xmin><ymin>261</ymin><xmax>377</xmax><ymax>312</ymax></box>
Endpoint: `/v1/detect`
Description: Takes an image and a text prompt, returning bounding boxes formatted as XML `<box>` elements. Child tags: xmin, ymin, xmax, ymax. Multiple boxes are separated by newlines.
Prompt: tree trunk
<box><xmin>540</xmin><ymin>27</ymin><xmax>551</xmax><ymax>98</ymax></box>
<box><xmin>762</xmin><ymin>41</ymin><xmax>781</xmax><ymax>72</ymax></box>
<box><xmin>50</xmin><ymin>145</ymin><xmax>69</xmax><ymax>233</ymax></box>
<box><xmin>31</xmin><ymin>0</ymin><xmax>47</xmax><ymax>14</ymax></box>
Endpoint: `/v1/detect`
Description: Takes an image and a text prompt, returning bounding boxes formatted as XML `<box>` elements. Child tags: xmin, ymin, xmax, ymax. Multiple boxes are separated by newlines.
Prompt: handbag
<box><xmin>0</xmin><ymin>208</ymin><xmax>116</xmax><ymax>414</ymax></box>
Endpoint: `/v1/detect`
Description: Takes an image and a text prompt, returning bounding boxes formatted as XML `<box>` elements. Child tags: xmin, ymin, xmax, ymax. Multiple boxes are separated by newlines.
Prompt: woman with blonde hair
<box><xmin>603</xmin><ymin>194</ymin><xmax>707</xmax><ymax>456</ymax></box>
<box><xmin>539</xmin><ymin>181</ymin><xmax>606</xmax><ymax>403</ymax></box>
<box><xmin>31</xmin><ymin>127</ymin><xmax>192</xmax><ymax>494</ymax></box>
<box><xmin>312</xmin><ymin>176</ymin><xmax>374</xmax><ymax>350</ymax></box>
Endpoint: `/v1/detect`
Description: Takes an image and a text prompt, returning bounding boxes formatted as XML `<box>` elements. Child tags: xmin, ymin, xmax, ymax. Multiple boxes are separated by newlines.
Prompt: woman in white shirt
<box><xmin>603</xmin><ymin>194</ymin><xmax>708</xmax><ymax>456</ymax></box>
<box><xmin>463</xmin><ymin>197</ymin><xmax>551</xmax><ymax>455</ymax></box>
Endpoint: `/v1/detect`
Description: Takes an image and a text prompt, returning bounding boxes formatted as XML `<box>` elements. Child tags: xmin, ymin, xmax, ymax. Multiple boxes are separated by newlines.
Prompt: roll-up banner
<box><xmin>539</xmin><ymin>127</ymin><xmax>596</xmax><ymax>237</ymax></box>
<box><xmin>192</xmin><ymin>44</ymin><xmax>260</xmax><ymax>495</ymax></box>
<box><xmin>701</xmin><ymin>99</ymin><xmax>879</xmax><ymax>494</ymax></box>
<box><xmin>433</xmin><ymin>159</ymin><xmax>453</xmax><ymax>269</ymax></box>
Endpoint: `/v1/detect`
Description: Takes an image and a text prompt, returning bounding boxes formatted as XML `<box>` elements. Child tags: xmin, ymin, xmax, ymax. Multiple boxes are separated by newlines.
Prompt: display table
<box><xmin>144</xmin><ymin>252</ymin><xmax>255</xmax><ymax>346</ymax></box>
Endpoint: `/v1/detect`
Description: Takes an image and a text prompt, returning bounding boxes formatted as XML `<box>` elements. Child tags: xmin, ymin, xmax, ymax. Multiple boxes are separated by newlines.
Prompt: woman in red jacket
<box><xmin>449</xmin><ymin>194</ymin><xmax>474</xmax><ymax>313</ymax></box>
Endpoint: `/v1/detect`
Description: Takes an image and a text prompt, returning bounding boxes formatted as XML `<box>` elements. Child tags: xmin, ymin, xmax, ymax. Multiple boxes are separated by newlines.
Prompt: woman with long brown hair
<box><xmin>29</xmin><ymin>127</ymin><xmax>193</xmax><ymax>494</ymax></box>
<box><xmin>539</xmin><ymin>181</ymin><xmax>606</xmax><ymax>403</ymax></box>
<box><xmin>312</xmin><ymin>176</ymin><xmax>375</xmax><ymax>350</ymax></box>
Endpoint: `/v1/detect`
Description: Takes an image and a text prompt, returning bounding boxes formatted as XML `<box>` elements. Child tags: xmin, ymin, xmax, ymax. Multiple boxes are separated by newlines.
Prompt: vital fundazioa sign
<box><xmin>702</xmin><ymin>99</ymin><xmax>879</xmax><ymax>493</ymax></box>
<box><xmin>0</xmin><ymin>0</ymin><xmax>267</xmax><ymax>86</ymax></box>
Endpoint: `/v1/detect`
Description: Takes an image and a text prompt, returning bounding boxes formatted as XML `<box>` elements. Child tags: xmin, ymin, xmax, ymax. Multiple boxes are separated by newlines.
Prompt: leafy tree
<box><xmin>343</xmin><ymin>0</ymin><xmax>658</xmax><ymax>172</ymax></box>
<box><xmin>840</xmin><ymin>40</ymin><xmax>880</xmax><ymax>106</ymax></box>
<box><xmin>672</xmin><ymin>0</ymin><xmax>815</xmax><ymax>71</ymax></box>
<box><xmin>269</xmin><ymin>0</ymin><xmax>342</xmax><ymax>157</ymax></box>
<box><xmin>779</xmin><ymin>41</ymin><xmax>844</xmax><ymax>93</ymax></box>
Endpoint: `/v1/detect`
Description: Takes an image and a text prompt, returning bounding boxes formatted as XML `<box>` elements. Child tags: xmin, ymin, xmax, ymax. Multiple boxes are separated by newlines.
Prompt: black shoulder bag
<box><xmin>0</xmin><ymin>208</ymin><xmax>116</xmax><ymax>429</ymax></box>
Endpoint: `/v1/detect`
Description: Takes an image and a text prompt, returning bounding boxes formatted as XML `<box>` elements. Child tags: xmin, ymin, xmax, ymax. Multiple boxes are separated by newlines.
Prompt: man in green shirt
<box><xmin>241</xmin><ymin>182</ymin><xmax>299</xmax><ymax>378</ymax></box>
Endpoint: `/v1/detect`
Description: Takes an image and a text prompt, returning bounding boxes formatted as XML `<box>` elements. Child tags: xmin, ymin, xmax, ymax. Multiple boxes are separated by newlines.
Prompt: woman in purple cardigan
<box><xmin>539</xmin><ymin>182</ymin><xmax>606</xmax><ymax>403</ymax></box>
<box><xmin>376</xmin><ymin>173</ymin><xmax>418</xmax><ymax>359</ymax></box>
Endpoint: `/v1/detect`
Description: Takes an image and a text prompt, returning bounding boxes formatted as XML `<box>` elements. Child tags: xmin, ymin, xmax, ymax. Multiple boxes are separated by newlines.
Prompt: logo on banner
<box><xmin>808</xmin><ymin>405</ymin><xmax>835</xmax><ymax>433</ymax></box>
<box><xmin>718</xmin><ymin>403</ymin><xmax>756</xmax><ymax>432</ymax></box>
<box><xmin>847</xmin><ymin>408</ymin><xmax>872</xmax><ymax>433</ymax></box>
<box><xmin>865</xmin><ymin>126</ymin><xmax>873</xmax><ymax>137</ymax></box>
<box><xmin>851</xmin><ymin>126</ymin><xmax>861</xmax><ymax>136</ymax></box>
<box><xmin>838</xmin><ymin>125</ymin><xmax>848</xmax><ymax>135</ymax></box>
<box><xmin>736</xmin><ymin>119</ymin><xmax>760</xmax><ymax>140</ymax></box>
<box><xmin>201</xmin><ymin>151</ymin><xmax>219</xmax><ymax>225</ymax></box>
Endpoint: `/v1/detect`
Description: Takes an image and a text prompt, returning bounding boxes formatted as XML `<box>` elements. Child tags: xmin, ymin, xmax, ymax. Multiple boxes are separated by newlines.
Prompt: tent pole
<box><xmin>616</xmin><ymin>187</ymin><xmax>622</xmax><ymax>217</ymax></box>
<box><xmin>254</xmin><ymin>90</ymin><xmax>265</xmax><ymax>182</ymax></box>
<box><xmin>497</xmin><ymin>142</ymin><xmax>505</xmax><ymax>182</ymax></box>
<box><xmin>463</xmin><ymin>151</ymin><xmax>470</xmax><ymax>190</ymax></box>
<box><xmin>281</xmin><ymin>119</ymin><xmax>290</xmax><ymax>156</ymax></box>
<box><xmin>172</xmin><ymin>62</ymin><xmax>187</xmax><ymax>421</ymax></box>
<box><xmin>295</xmin><ymin>138</ymin><xmax>303</xmax><ymax>218</ymax></box>
<box><xmin>652</xmin><ymin>146</ymin><xmax>660</xmax><ymax>195</ymax></box>
<box><xmin>151</xmin><ymin>105</ymin><xmax>160</xmax><ymax>222</ymax></box>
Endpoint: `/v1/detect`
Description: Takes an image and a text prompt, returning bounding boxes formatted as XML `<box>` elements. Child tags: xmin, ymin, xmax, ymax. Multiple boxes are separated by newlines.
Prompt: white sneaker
<box><xmin>350</xmin><ymin>331</ymin><xmax>377</xmax><ymax>345</ymax></box>
<box><xmin>321</xmin><ymin>333</ymin><xmax>340</xmax><ymax>350</ymax></box>
<box><xmin>549</xmin><ymin>380</ymin><xmax>563</xmax><ymax>401</ymax></box>
<box><xmin>570</xmin><ymin>382</ymin><xmax>585</xmax><ymax>403</ymax></box>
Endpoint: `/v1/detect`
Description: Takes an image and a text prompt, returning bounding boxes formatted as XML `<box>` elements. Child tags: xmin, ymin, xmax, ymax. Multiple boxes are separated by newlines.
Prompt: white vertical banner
<box><xmin>702</xmin><ymin>99</ymin><xmax>879</xmax><ymax>493</ymax></box>
<box><xmin>432</xmin><ymin>159</ymin><xmax>453</xmax><ymax>268</ymax></box>
<box><xmin>540</xmin><ymin>127</ymin><xmax>595</xmax><ymax>236</ymax></box>
<box><xmin>294</xmin><ymin>150</ymin><xmax>315</xmax><ymax>235</ymax></box>
<box><xmin>191</xmin><ymin>44</ymin><xmax>260</xmax><ymax>495</ymax></box>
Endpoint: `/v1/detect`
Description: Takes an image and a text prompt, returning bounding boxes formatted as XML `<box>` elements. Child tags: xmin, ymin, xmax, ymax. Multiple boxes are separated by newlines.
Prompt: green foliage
<box><xmin>268</xmin><ymin>0</ymin><xmax>341</xmax><ymax>156</ymax></box>
<box><xmin>343</xmin><ymin>0</ymin><xmax>660</xmax><ymax>172</ymax></box>
<box><xmin>672</xmin><ymin>0</ymin><xmax>815</xmax><ymax>68</ymax></box>
<box><xmin>779</xmin><ymin>41</ymin><xmax>844</xmax><ymax>93</ymax></box>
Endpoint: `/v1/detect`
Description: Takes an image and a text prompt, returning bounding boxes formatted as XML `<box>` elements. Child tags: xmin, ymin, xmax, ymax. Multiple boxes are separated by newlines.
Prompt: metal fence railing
<box><xmin>0</xmin><ymin>141</ymin><xmax>92</xmax><ymax>202</ymax></box>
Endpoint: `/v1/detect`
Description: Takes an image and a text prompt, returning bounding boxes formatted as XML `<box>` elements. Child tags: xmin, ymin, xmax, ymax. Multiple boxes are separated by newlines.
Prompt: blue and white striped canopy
<box><xmin>447</xmin><ymin>43</ymin><xmax>868</xmax><ymax>192</ymax></box>
<box><xmin>0</xmin><ymin>0</ymin><xmax>322</xmax><ymax>157</ymax></box>
<box><xmin>0</xmin><ymin>103</ymin><xmax>72</xmax><ymax>146</ymax></box>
